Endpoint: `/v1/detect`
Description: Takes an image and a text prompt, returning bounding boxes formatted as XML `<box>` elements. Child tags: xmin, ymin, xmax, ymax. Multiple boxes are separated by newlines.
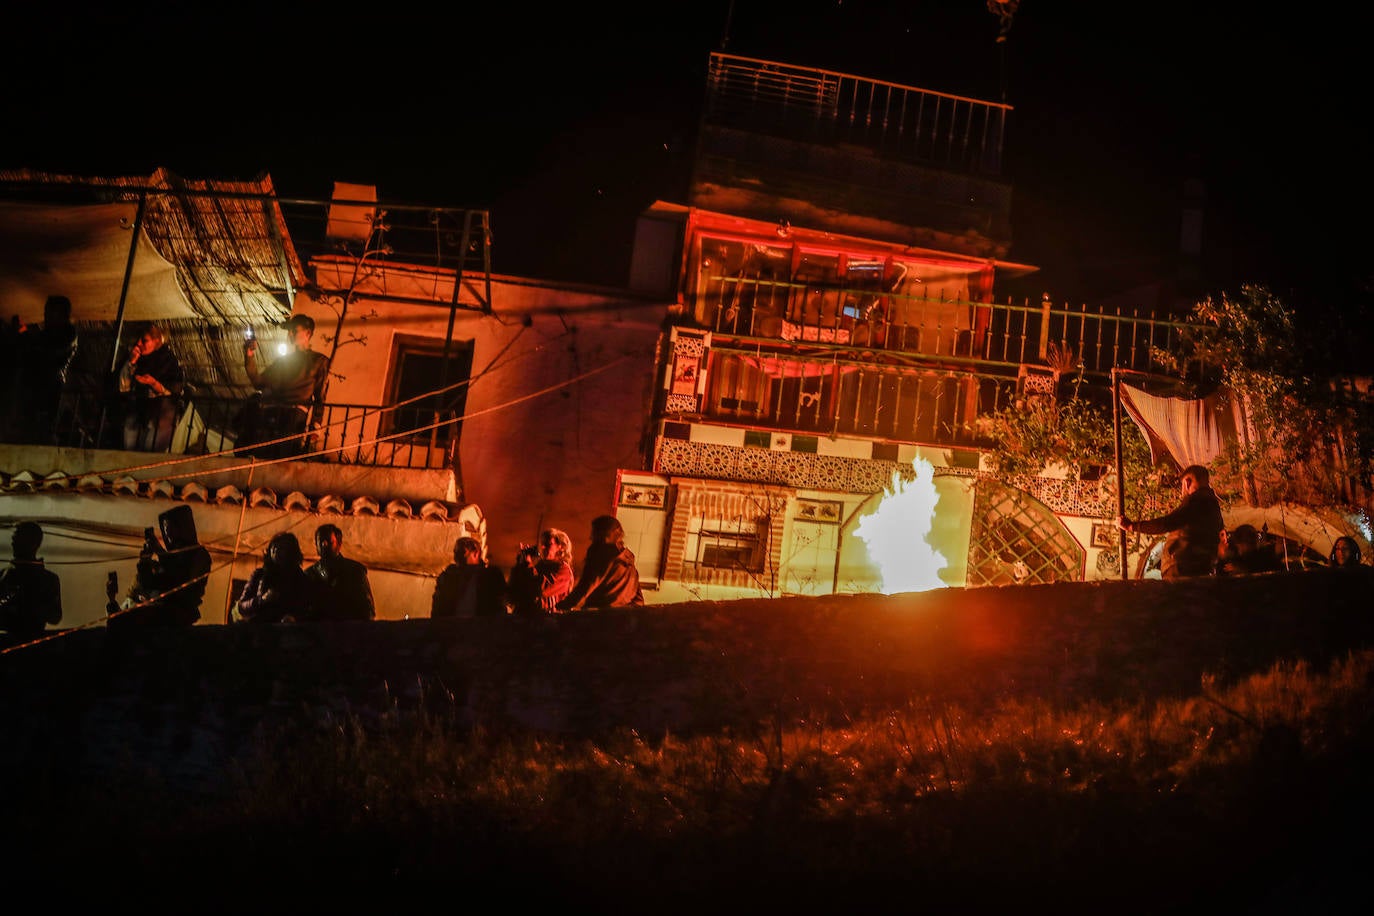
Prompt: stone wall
<box><xmin>4</xmin><ymin>569</ymin><xmax>1372</xmax><ymax>796</ymax></box>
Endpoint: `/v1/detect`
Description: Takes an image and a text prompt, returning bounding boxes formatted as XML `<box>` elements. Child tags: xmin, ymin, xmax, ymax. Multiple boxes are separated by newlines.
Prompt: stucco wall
<box><xmin>296</xmin><ymin>273</ymin><xmax>669</xmax><ymax>571</ymax></box>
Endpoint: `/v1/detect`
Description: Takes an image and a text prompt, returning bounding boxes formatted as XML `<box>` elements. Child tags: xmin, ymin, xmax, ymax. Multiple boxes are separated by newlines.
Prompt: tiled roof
<box><xmin>2</xmin><ymin>468</ymin><xmax>454</xmax><ymax>521</ymax></box>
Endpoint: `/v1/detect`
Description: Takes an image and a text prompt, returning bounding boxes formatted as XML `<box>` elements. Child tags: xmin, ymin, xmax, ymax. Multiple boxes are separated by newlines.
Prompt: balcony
<box><xmin>668</xmin><ymin>282</ymin><xmax>1209</xmax><ymax>450</ymax></box>
<box><xmin>693</xmin><ymin>54</ymin><xmax>1014</xmax><ymax>254</ymax></box>
<box><xmin>24</xmin><ymin>391</ymin><xmax>457</xmax><ymax>470</ymax></box>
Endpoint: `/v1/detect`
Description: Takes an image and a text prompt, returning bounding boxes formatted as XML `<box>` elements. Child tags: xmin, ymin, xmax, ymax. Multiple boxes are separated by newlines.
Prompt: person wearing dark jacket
<box><xmin>0</xmin><ymin>521</ymin><xmax>62</xmax><ymax>645</ymax></box>
<box><xmin>558</xmin><ymin>515</ymin><xmax>645</xmax><ymax>611</ymax></box>
<box><xmin>15</xmin><ymin>294</ymin><xmax>78</xmax><ymax>445</ymax></box>
<box><xmin>236</xmin><ymin>532</ymin><xmax>314</xmax><ymax>624</ymax></box>
<box><xmin>1216</xmin><ymin>524</ymin><xmax>1281</xmax><ymax>576</ymax></box>
<box><xmin>114</xmin><ymin>324</ymin><xmax>185</xmax><ymax>452</ymax></box>
<box><xmin>304</xmin><ymin>523</ymin><xmax>375</xmax><ymax>621</ymax></box>
<box><xmin>432</xmin><ymin>536</ymin><xmax>508</xmax><ymax>618</ymax></box>
<box><xmin>107</xmin><ymin>505</ymin><xmax>212</xmax><ymax>630</ymax></box>
<box><xmin>241</xmin><ymin>313</ymin><xmax>330</xmax><ymax>459</ymax></box>
<box><xmin>1118</xmin><ymin>464</ymin><xmax>1224</xmax><ymax>579</ymax></box>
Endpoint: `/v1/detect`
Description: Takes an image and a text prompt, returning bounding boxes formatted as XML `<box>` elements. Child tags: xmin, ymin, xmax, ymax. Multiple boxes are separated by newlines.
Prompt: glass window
<box><xmin>387</xmin><ymin>335</ymin><xmax>473</xmax><ymax>445</ymax></box>
<box><xmin>684</xmin><ymin>515</ymin><xmax>769</xmax><ymax>573</ymax></box>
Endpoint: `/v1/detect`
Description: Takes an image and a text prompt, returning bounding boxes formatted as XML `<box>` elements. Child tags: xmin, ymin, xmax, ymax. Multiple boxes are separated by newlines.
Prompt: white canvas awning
<box><xmin>0</xmin><ymin>168</ymin><xmax>303</xmax><ymax>328</ymax></box>
<box><xmin>0</xmin><ymin>199</ymin><xmax>197</xmax><ymax>323</ymax></box>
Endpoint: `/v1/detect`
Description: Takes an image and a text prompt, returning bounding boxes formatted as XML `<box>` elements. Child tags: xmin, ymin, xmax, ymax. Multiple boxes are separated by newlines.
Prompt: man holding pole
<box><xmin>1118</xmin><ymin>464</ymin><xmax>1224</xmax><ymax>579</ymax></box>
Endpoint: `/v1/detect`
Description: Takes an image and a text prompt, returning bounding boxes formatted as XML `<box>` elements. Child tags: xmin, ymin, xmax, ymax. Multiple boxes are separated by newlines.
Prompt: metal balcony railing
<box><xmin>698</xmin><ymin>347</ymin><xmax>1011</xmax><ymax>446</ymax></box>
<box><xmin>700</xmin><ymin>276</ymin><xmax>1205</xmax><ymax>381</ymax></box>
<box><xmin>704</xmin><ymin>53</ymin><xmax>1009</xmax><ymax>176</ymax></box>
<box><xmin>33</xmin><ymin>392</ymin><xmax>458</xmax><ymax>470</ymax></box>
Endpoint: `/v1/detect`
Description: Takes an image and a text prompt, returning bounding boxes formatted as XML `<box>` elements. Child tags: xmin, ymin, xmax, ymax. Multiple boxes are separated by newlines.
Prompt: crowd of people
<box><xmin>1</xmin><ymin>509</ymin><xmax>646</xmax><ymax>647</ymax></box>
<box><xmin>3</xmin><ymin>458</ymin><xmax>1369</xmax><ymax>647</ymax></box>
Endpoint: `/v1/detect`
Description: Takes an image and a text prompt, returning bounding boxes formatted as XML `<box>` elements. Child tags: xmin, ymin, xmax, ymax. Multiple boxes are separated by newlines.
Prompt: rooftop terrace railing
<box><xmin>704</xmin><ymin>52</ymin><xmax>1009</xmax><ymax>176</ymax></box>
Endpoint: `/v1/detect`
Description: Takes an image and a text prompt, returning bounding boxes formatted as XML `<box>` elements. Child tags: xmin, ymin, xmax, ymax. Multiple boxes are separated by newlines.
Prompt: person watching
<box><xmin>236</xmin><ymin>532</ymin><xmax>314</xmax><ymax>624</ymax></box>
<box><xmin>242</xmin><ymin>313</ymin><xmax>330</xmax><ymax>459</ymax></box>
<box><xmin>558</xmin><ymin>515</ymin><xmax>645</xmax><ymax>611</ymax></box>
<box><xmin>304</xmin><ymin>523</ymin><xmax>376</xmax><ymax>621</ymax></box>
<box><xmin>507</xmin><ymin>528</ymin><xmax>574</xmax><ymax>616</ymax></box>
<box><xmin>432</xmin><ymin>536</ymin><xmax>508</xmax><ymax>618</ymax></box>
<box><xmin>0</xmin><ymin>521</ymin><xmax>62</xmax><ymax>646</ymax></box>
<box><xmin>107</xmin><ymin>505</ymin><xmax>211</xmax><ymax>629</ymax></box>
<box><xmin>1329</xmin><ymin>536</ymin><xmax>1363</xmax><ymax>568</ymax></box>
<box><xmin>114</xmin><ymin>324</ymin><xmax>185</xmax><ymax>452</ymax></box>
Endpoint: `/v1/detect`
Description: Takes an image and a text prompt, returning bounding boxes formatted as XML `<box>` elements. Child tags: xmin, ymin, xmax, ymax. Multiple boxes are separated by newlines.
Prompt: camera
<box><xmin>518</xmin><ymin>543</ymin><xmax>540</xmax><ymax>563</ymax></box>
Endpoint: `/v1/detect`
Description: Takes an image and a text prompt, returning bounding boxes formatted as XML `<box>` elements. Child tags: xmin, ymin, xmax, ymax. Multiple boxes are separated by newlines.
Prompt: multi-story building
<box><xmin>613</xmin><ymin>53</ymin><xmax>1347</xmax><ymax>601</ymax></box>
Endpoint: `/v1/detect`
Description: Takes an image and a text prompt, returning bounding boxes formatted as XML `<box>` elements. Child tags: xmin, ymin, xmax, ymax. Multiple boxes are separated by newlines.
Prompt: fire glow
<box><xmin>854</xmin><ymin>457</ymin><xmax>948</xmax><ymax>593</ymax></box>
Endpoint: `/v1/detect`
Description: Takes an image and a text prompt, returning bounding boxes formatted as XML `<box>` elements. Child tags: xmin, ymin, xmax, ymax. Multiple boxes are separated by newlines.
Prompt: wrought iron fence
<box><xmin>38</xmin><ymin>390</ymin><xmax>456</xmax><ymax>470</ymax></box>
<box><xmin>702</xmin><ymin>276</ymin><xmax>1204</xmax><ymax>381</ymax></box>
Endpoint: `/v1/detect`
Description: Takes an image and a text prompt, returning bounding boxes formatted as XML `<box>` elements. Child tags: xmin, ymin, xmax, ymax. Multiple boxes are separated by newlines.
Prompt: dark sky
<box><xmin>5</xmin><ymin>3</ymin><xmax>1370</xmax><ymax>322</ymax></box>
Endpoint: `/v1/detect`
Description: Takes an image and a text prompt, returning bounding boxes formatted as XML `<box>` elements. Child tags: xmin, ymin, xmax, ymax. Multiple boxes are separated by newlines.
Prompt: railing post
<box><xmin>1038</xmin><ymin>293</ymin><xmax>1052</xmax><ymax>362</ymax></box>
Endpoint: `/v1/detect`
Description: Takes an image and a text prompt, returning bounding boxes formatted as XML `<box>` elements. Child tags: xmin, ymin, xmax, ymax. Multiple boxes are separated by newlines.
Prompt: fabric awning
<box><xmin>0</xmin><ymin>200</ymin><xmax>196</xmax><ymax>323</ymax></box>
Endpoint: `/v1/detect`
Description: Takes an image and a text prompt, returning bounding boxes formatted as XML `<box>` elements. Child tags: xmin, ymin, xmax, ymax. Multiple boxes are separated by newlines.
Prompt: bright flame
<box><xmin>853</xmin><ymin>457</ymin><xmax>948</xmax><ymax>593</ymax></box>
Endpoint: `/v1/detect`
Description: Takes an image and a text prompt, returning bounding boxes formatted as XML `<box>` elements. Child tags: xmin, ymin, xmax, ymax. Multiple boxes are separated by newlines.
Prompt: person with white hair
<box><xmin>507</xmin><ymin>527</ymin><xmax>573</xmax><ymax>616</ymax></box>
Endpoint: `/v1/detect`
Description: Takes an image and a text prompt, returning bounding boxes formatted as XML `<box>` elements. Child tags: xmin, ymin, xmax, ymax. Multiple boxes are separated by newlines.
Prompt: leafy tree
<box><xmin>1156</xmin><ymin>285</ymin><xmax>1374</xmax><ymax>510</ymax></box>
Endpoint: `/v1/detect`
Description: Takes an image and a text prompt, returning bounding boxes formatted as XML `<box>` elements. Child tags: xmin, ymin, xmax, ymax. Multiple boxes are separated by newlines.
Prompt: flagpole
<box><xmin>1112</xmin><ymin>368</ymin><xmax>1128</xmax><ymax>581</ymax></box>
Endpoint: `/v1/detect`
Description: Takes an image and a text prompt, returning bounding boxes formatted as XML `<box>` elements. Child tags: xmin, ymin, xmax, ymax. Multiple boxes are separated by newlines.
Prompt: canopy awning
<box><xmin>0</xmin><ymin>167</ymin><xmax>302</xmax><ymax>328</ymax></box>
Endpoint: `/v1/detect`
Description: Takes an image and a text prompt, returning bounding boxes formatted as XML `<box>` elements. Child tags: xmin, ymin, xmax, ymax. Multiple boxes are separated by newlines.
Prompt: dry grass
<box><xmin>32</xmin><ymin>649</ymin><xmax>1372</xmax><ymax>910</ymax></box>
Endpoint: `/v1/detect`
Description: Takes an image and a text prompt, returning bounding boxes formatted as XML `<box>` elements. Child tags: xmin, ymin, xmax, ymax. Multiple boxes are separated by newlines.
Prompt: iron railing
<box><xmin>38</xmin><ymin>391</ymin><xmax>458</xmax><ymax>470</ymax></box>
<box><xmin>700</xmin><ymin>276</ymin><xmax>1204</xmax><ymax>381</ymax></box>
<box><xmin>705</xmin><ymin>53</ymin><xmax>1009</xmax><ymax>176</ymax></box>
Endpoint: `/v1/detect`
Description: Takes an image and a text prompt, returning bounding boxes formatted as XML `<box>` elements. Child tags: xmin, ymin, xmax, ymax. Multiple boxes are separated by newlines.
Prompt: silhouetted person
<box><xmin>304</xmin><ymin>523</ymin><xmax>375</xmax><ymax>621</ymax></box>
<box><xmin>0</xmin><ymin>521</ymin><xmax>62</xmax><ymax>646</ymax></box>
<box><xmin>432</xmin><ymin>536</ymin><xmax>508</xmax><ymax>618</ymax></box>
<box><xmin>0</xmin><ymin>314</ymin><xmax>20</xmax><ymax>440</ymax></box>
<box><xmin>559</xmin><ymin>515</ymin><xmax>645</xmax><ymax>611</ymax></box>
<box><xmin>507</xmin><ymin>527</ymin><xmax>574</xmax><ymax>616</ymax></box>
<box><xmin>241</xmin><ymin>313</ymin><xmax>330</xmax><ymax>459</ymax></box>
<box><xmin>1118</xmin><ymin>464</ymin><xmax>1224</xmax><ymax>579</ymax></box>
<box><xmin>15</xmin><ymin>294</ymin><xmax>78</xmax><ymax>445</ymax></box>
<box><xmin>107</xmin><ymin>505</ymin><xmax>211</xmax><ymax>630</ymax></box>
<box><xmin>1217</xmin><ymin>523</ymin><xmax>1280</xmax><ymax>576</ymax></box>
<box><xmin>114</xmin><ymin>324</ymin><xmax>184</xmax><ymax>452</ymax></box>
<box><xmin>1329</xmin><ymin>536</ymin><xmax>1362</xmax><ymax>568</ymax></box>
<box><xmin>236</xmin><ymin>532</ymin><xmax>314</xmax><ymax>624</ymax></box>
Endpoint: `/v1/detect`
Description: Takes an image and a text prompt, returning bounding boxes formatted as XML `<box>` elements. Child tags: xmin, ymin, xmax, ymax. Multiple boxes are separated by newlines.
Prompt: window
<box><xmin>684</xmin><ymin>515</ymin><xmax>769</xmax><ymax>573</ymax></box>
<box><xmin>386</xmin><ymin>335</ymin><xmax>473</xmax><ymax>445</ymax></box>
<box><xmin>842</xmin><ymin>257</ymin><xmax>887</xmax><ymax>321</ymax></box>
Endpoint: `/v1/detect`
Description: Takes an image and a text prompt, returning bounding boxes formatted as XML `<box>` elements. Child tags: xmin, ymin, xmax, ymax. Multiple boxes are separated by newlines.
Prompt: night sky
<box><xmin>4</xmin><ymin>3</ymin><xmax>1369</xmax><ymax>330</ymax></box>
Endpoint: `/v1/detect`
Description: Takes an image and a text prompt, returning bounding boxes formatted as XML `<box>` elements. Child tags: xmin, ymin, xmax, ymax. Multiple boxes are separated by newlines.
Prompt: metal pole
<box><xmin>99</xmin><ymin>191</ymin><xmax>148</xmax><ymax>446</ymax></box>
<box><xmin>1112</xmin><ymin>368</ymin><xmax>1128</xmax><ymax>581</ymax></box>
<box><xmin>109</xmin><ymin>190</ymin><xmax>147</xmax><ymax>373</ymax></box>
<box><xmin>224</xmin><ymin>459</ymin><xmax>255</xmax><ymax>624</ymax></box>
